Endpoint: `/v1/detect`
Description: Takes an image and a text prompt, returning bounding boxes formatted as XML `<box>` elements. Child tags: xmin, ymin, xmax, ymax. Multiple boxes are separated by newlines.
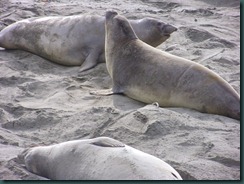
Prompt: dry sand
<box><xmin>0</xmin><ymin>0</ymin><xmax>240</xmax><ymax>180</ymax></box>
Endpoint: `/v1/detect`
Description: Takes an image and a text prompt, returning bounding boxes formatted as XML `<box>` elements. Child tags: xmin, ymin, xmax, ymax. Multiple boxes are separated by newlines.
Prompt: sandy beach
<box><xmin>0</xmin><ymin>0</ymin><xmax>240</xmax><ymax>180</ymax></box>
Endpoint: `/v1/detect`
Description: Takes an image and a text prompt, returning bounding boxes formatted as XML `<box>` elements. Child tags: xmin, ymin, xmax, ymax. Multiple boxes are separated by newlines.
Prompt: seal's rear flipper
<box><xmin>90</xmin><ymin>137</ymin><xmax>125</xmax><ymax>147</ymax></box>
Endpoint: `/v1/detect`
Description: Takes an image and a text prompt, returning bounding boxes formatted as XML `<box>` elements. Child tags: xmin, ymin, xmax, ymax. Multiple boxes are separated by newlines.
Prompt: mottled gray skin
<box><xmin>104</xmin><ymin>11</ymin><xmax>240</xmax><ymax>120</ymax></box>
<box><xmin>0</xmin><ymin>14</ymin><xmax>177</xmax><ymax>71</ymax></box>
<box><xmin>19</xmin><ymin>137</ymin><xmax>182</xmax><ymax>180</ymax></box>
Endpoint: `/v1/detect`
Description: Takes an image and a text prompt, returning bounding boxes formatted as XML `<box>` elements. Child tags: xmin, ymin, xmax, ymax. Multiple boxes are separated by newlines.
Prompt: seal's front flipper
<box><xmin>79</xmin><ymin>50</ymin><xmax>100</xmax><ymax>72</ymax></box>
<box><xmin>90</xmin><ymin>88</ymin><xmax>114</xmax><ymax>96</ymax></box>
<box><xmin>90</xmin><ymin>137</ymin><xmax>125</xmax><ymax>147</ymax></box>
<box><xmin>17</xmin><ymin>148</ymin><xmax>32</xmax><ymax>165</ymax></box>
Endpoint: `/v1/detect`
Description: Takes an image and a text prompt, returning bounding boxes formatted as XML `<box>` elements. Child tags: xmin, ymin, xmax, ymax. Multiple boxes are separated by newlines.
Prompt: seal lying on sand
<box><xmin>92</xmin><ymin>10</ymin><xmax>240</xmax><ymax>120</ymax></box>
<box><xmin>0</xmin><ymin>14</ymin><xmax>177</xmax><ymax>71</ymax></box>
<box><xmin>18</xmin><ymin>137</ymin><xmax>182</xmax><ymax>180</ymax></box>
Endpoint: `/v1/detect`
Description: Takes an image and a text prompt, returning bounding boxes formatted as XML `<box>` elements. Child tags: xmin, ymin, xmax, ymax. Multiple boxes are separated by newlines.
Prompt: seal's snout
<box><xmin>106</xmin><ymin>10</ymin><xmax>118</xmax><ymax>20</ymax></box>
<box><xmin>163</xmin><ymin>24</ymin><xmax>177</xmax><ymax>36</ymax></box>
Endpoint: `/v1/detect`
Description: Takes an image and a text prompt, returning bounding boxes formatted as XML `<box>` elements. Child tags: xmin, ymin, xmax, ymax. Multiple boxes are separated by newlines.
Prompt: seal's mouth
<box><xmin>163</xmin><ymin>33</ymin><xmax>171</xmax><ymax>37</ymax></box>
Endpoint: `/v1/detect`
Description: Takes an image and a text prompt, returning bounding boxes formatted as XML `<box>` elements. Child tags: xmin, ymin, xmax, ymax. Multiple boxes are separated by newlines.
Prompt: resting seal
<box><xmin>0</xmin><ymin>14</ymin><xmax>177</xmax><ymax>71</ymax></box>
<box><xmin>18</xmin><ymin>137</ymin><xmax>182</xmax><ymax>180</ymax></box>
<box><xmin>95</xmin><ymin>11</ymin><xmax>240</xmax><ymax>120</ymax></box>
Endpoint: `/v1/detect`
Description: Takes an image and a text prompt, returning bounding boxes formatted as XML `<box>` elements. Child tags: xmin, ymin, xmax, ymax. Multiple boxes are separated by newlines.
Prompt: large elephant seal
<box><xmin>100</xmin><ymin>10</ymin><xmax>240</xmax><ymax>120</ymax></box>
<box><xmin>18</xmin><ymin>137</ymin><xmax>182</xmax><ymax>180</ymax></box>
<box><xmin>0</xmin><ymin>14</ymin><xmax>177</xmax><ymax>72</ymax></box>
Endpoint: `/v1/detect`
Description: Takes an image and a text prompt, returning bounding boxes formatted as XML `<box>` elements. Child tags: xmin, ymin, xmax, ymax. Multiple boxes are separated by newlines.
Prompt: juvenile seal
<box><xmin>18</xmin><ymin>137</ymin><xmax>182</xmax><ymax>180</ymax></box>
<box><xmin>95</xmin><ymin>10</ymin><xmax>240</xmax><ymax>120</ymax></box>
<box><xmin>0</xmin><ymin>14</ymin><xmax>177</xmax><ymax>71</ymax></box>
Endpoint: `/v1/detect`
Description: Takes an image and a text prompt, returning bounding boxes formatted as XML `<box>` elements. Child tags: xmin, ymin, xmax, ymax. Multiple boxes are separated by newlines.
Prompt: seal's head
<box><xmin>105</xmin><ymin>10</ymin><xmax>118</xmax><ymax>20</ymax></box>
<box><xmin>135</xmin><ymin>18</ymin><xmax>177</xmax><ymax>47</ymax></box>
<box><xmin>105</xmin><ymin>10</ymin><xmax>138</xmax><ymax>46</ymax></box>
<box><xmin>105</xmin><ymin>10</ymin><xmax>177</xmax><ymax>47</ymax></box>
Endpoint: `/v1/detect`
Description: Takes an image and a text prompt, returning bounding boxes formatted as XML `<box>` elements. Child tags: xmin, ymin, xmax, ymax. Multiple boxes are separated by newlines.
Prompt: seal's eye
<box><xmin>157</xmin><ymin>22</ymin><xmax>162</xmax><ymax>27</ymax></box>
<box><xmin>161</xmin><ymin>25</ymin><xmax>166</xmax><ymax>31</ymax></box>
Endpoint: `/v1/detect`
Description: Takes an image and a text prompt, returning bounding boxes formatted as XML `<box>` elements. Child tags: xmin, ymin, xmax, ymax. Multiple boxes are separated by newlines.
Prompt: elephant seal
<box><xmin>99</xmin><ymin>10</ymin><xmax>240</xmax><ymax>120</ymax></box>
<box><xmin>18</xmin><ymin>137</ymin><xmax>182</xmax><ymax>180</ymax></box>
<box><xmin>0</xmin><ymin>14</ymin><xmax>177</xmax><ymax>72</ymax></box>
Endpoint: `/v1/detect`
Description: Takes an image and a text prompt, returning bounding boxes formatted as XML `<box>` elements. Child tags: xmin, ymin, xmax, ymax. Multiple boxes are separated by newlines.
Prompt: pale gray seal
<box><xmin>93</xmin><ymin>10</ymin><xmax>240</xmax><ymax>120</ymax></box>
<box><xmin>18</xmin><ymin>137</ymin><xmax>182</xmax><ymax>180</ymax></box>
<box><xmin>0</xmin><ymin>14</ymin><xmax>177</xmax><ymax>71</ymax></box>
